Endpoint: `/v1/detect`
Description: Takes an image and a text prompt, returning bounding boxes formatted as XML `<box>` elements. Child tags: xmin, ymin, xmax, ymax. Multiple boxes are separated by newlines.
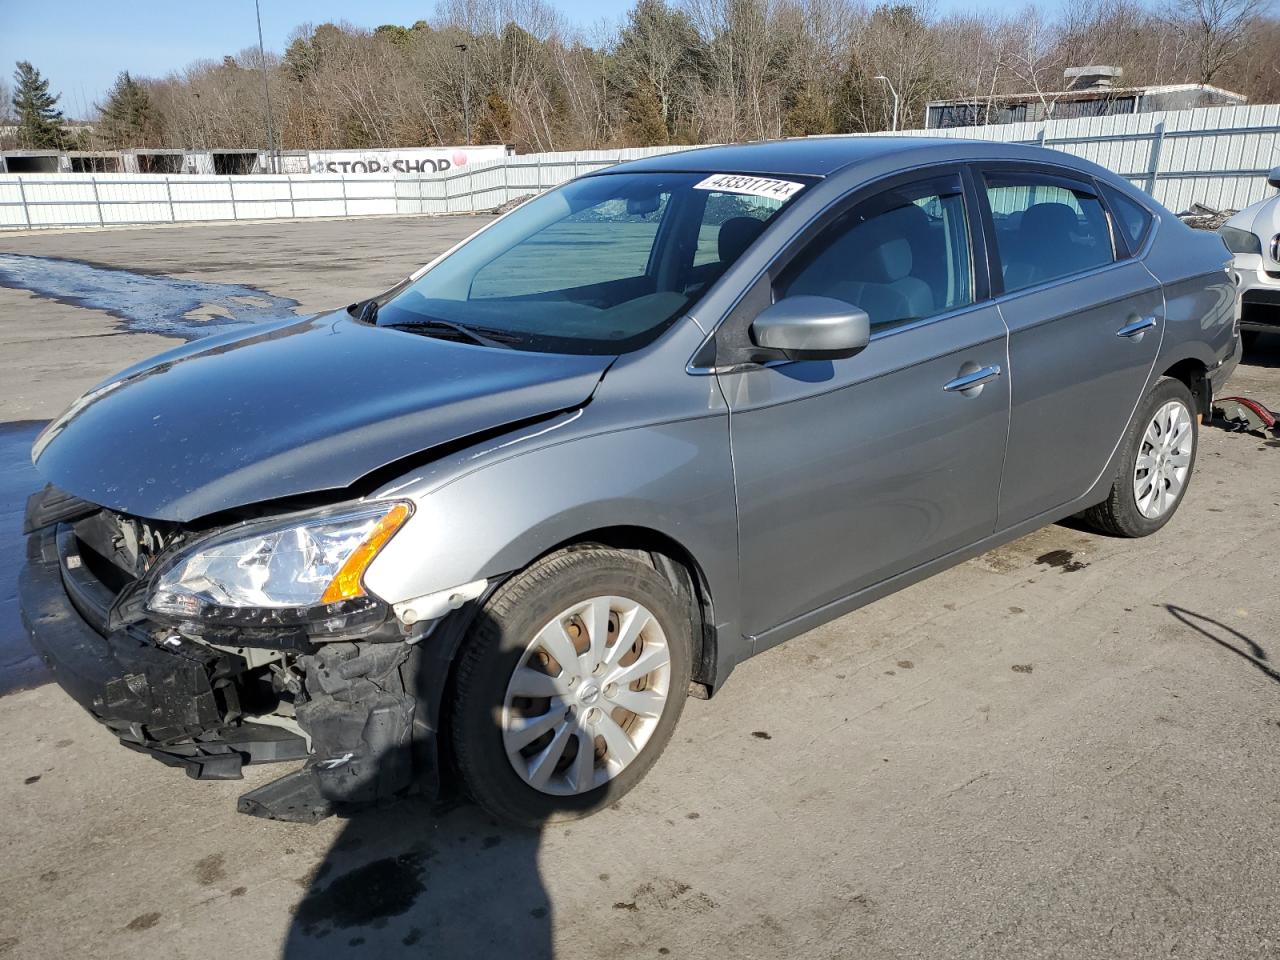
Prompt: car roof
<box><xmin>600</xmin><ymin>136</ymin><xmax>1108</xmax><ymax>182</ymax></box>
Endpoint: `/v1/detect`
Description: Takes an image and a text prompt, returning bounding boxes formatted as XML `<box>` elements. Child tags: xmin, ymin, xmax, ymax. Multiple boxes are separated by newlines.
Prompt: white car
<box><xmin>1221</xmin><ymin>167</ymin><xmax>1280</xmax><ymax>344</ymax></box>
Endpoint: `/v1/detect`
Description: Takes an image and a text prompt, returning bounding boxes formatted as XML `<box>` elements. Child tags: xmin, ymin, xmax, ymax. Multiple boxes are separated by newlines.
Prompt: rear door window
<box><xmin>983</xmin><ymin>172</ymin><xmax>1115</xmax><ymax>293</ymax></box>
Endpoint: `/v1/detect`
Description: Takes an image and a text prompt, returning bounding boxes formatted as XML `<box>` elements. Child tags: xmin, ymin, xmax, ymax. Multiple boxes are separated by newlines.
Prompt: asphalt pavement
<box><xmin>1</xmin><ymin>215</ymin><xmax>1278</xmax><ymax>960</ymax></box>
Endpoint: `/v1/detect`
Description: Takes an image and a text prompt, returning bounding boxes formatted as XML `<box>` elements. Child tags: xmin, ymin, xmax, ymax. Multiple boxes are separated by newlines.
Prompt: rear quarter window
<box><xmin>1101</xmin><ymin>183</ymin><xmax>1155</xmax><ymax>253</ymax></box>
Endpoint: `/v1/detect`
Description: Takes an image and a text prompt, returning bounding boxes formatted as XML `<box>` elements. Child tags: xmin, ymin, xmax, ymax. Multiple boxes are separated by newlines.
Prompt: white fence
<box><xmin>870</xmin><ymin>102</ymin><xmax>1280</xmax><ymax>213</ymax></box>
<box><xmin>0</xmin><ymin>174</ymin><xmax>404</xmax><ymax>228</ymax></box>
<box><xmin>3</xmin><ymin>105</ymin><xmax>1279</xmax><ymax>230</ymax></box>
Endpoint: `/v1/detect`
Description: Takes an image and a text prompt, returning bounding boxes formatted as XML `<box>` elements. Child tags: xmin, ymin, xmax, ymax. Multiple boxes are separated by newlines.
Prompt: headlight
<box><xmin>147</xmin><ymin>502</ymin><xmax>411</xmax><ymax>627</ymax></box>
<box><xmin>1220</xmin><ymin>226</ymin><xmax>1262</xmax><ymax>256</ymax></box>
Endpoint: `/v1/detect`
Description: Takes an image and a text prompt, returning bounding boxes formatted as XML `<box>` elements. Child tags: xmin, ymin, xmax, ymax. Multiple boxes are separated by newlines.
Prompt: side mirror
<box><xmin>1270</xmin><ymin>166</ymin><xmax>1280</xmax><ymax>189</ymax></box>
<box><xmin>750</xmin><ymin>296</ymin><xmax>871</xmax><ymax>361</ymax></box>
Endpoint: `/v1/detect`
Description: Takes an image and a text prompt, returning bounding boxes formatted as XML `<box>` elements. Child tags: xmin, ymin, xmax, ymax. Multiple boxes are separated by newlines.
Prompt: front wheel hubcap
<box><xmin>1133</xmin><ymin>399</ymin><xmax>1193</xmax><ymax>519</ymax></box>
<box><xmin>501</xmin><ymin>596</ymin><xmax>671</xmax><ymax>796</ymax></box>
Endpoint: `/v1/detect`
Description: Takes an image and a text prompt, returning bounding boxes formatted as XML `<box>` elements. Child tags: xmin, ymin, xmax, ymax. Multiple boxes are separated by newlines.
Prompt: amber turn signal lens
<box><xmin>320</xmin><ymin>503</ymin><xmax>411</xmax><ymax>604</ymax></box>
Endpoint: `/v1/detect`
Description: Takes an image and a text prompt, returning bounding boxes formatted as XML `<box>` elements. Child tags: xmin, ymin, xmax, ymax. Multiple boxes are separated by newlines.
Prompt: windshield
<box><xmin>374</xmin><ymin>171</ymin><xmax>808</xmax><ymax>354</ymax></box>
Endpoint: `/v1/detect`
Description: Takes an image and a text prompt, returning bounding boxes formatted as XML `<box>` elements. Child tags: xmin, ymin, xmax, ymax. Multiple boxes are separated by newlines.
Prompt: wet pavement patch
<box><xmin>293</xmin><ymin>851</ymin><xmax>428</xmax><ymax>937</ymax></box>
<box><xmin>0</xmin><ymin>421</ymin><xmax>49</xmax><ymax>695</ymax></box>
<box><xmin>1035</xmin><ymin>549</ymin><xmax>1088</xmax><ymax>573</ymax></box>
<box><xmin>0</xmin><ymin>254</ymin><xmax>300</xmax><ymax>340</ymax></box>
<box><xmin>125</xmin><ymin>912</ymin><xmax>161</xmax><ymax>932</ymax></box>
<box><xmin>194</xmin><ymin>853</ymin><xmax>227</xmax><ymax>886</ymax></box>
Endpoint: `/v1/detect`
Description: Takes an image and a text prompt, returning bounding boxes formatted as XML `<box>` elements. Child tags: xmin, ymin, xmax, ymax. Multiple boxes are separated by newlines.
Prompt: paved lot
<box><xmin>1</xmin><ymin>217</ymin><xmax>1279</xmax><ymax>960</ymax></box>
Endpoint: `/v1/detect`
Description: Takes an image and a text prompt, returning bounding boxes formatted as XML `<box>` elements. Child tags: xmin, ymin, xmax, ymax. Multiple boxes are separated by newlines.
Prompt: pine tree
<box><xmin>12</xmin><ymin>61</ymin><xmax>66</xmax><ymax>149</ymax></box>
<box><xmin>624</xmin><ymin>82</ymin><xmax>669</xmax><ymax>146</ymax></box>
<box><xmin>98</xmin><ymin>72</ymin><xmax>159</xmax><ymax>148</ymax></box>
<box><xmin>783</xmin><ymin>83</ymin><xmax>834</xmax><ymax>138</ymax></box>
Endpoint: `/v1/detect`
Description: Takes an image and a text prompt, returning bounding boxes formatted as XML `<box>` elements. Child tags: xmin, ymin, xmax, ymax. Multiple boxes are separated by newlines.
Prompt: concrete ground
<box><xmin>1</xmin><ymin>217</ymin><xmax>1279</xmax><ymax>960</ymax></box>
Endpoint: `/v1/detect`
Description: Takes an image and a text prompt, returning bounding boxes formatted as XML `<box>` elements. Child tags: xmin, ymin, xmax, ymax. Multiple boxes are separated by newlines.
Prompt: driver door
<box><xmin>717</xmin><ymin>170</ymin><xmax>1011</xmax><ymax>646</ymax></box>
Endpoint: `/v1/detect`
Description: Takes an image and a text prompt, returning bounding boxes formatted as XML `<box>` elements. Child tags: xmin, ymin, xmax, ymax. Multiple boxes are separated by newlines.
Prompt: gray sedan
<box><xmin>21</xmin><ymin>138</ymin><xmax>1238</xmax><ymax>825</ymax></box>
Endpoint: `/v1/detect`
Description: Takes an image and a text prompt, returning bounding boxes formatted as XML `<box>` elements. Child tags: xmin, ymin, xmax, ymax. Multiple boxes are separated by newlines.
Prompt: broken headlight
<box><xmin>146</xmin><ymin>502</ymin><xmax>411</xmax><ymax>628</ymax></box>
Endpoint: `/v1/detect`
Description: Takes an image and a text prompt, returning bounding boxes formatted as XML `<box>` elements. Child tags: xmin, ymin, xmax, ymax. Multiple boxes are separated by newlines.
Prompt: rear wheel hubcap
<box><xmin>1133</xmin><ymin>399</ymin><xmax>1193</xmax><ymax>520</ymax></box>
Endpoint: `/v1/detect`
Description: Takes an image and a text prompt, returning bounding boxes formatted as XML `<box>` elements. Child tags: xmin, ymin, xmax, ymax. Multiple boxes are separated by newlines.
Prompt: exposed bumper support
<box><xmin>20</xmin><ymin>527</ymin><xmax>309</xmax><ymax>779</ymax></box>
<box><xmin>20</xmin><ymin>522</ymin><xmax>474</xmax><ymax>822</ymax></box>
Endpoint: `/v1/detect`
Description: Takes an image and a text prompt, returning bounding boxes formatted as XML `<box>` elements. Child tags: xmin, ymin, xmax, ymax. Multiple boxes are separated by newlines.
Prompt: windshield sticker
<box><xmin>694</xmin><ymin>174</ymin><xmax>804</xmax><ymax>201</ymax></box>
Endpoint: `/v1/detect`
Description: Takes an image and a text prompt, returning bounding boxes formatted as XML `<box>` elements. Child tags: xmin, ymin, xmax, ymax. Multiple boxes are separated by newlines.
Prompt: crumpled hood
<box><xmin>33</xmin><ymin>312</ymin><xmax>612</xmax><ymax>521</ymax></box>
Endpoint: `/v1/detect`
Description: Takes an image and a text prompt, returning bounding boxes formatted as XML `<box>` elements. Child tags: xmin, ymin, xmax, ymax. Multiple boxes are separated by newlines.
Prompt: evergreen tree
<box><xmin>612</xmin><ymin>0</ymin><xmax>706</xmax><ymax>142</ymax></box>
<box><xmin>783</xmin><ymin>82</ymin><xmax>833</xmax><ymax>137</ymax></box>
<box><xmin>475</xmin><ymin>92</ymin><xmax>514</xmax><ymax>145</ymax></box>
<box><xmin>98</xmin><ymin>72</ymin><xmax>159</xmax><ymax>148</ymax></box>
<box><xmin>12</xmin><ymin>61</ymin><xmax>66</xmax><ymax>149</ymax></box>
<box><xmin>624</xmin><ymin>82</ymin><xmax>669</xmax><ymax>145</ymax></box>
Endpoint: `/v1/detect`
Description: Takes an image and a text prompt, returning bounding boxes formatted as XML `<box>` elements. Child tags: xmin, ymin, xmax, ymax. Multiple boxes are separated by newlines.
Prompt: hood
<box><xmin>33</xmin><ymin>312</ymin><xmax>613</xmax><ymax>522</ymax></box>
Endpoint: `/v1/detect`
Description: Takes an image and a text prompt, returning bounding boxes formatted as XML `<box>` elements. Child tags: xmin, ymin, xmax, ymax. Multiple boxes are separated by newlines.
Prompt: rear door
<box><xmin>719</xmin><ymin>169</ymin><xmax>1011</xmax><ymax>641</ymax></box>
<box><xmin>978</xmin><ymin>166</ymin><xmax>1164</xmax><ymax>528</ymax></box>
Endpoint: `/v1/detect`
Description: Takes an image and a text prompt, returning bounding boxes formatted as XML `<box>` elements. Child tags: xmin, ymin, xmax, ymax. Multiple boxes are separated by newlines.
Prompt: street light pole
<box><xmin>874</xmin><ymin>75</ymin><xmax>900</xmax><ymax>132</ymax></box>
<box><xmin>255</xmin><ymin>0</ymin><xmax>278</xmax><ymax>173</ymax></box>
<box><xmin>456</xmin><ymin>43</ymin><xmax>470</xmax><ymax>145</ymax></box>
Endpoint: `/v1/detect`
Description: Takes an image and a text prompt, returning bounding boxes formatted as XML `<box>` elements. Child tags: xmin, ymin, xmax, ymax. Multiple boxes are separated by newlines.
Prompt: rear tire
<box><xmin>1081</xmin><ymin>377</ymin><xmax>1197</xmax><ymax>538</ymax></box>
<box><xmin>448</xmin><ymin>547</ymin><xmax>692</xmax><ymax>826</ymax></box>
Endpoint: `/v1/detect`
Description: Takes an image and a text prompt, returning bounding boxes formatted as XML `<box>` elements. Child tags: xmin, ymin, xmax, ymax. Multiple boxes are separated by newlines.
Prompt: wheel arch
<box><xmin>1159</xmin><ymin>354</ymin><xmax>1211</xmax><ymax>419</ymax></box>
<box><xmin>530</xmin><ymin>525</ymin><xmax>722</xmax><ymax>695</ymax></box>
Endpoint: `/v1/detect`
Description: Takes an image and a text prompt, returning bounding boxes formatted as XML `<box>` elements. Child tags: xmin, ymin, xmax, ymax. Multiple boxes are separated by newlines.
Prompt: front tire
<box><xmin>448</xmin><ymin>547</ymin><xmax>693</xmax><ymax>826</ymax></box>
<box><xmin>1082</xmin><ymin>377</ymin><xmax>1198</xmax><ymax>538</ymax></box>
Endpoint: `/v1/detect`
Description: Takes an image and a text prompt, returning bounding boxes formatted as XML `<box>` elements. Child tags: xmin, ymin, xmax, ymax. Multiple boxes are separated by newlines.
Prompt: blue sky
<box><xmin>2</xmin><ymin>0</ymin><xmax>1030</xmax><ymax>118</ymax></box>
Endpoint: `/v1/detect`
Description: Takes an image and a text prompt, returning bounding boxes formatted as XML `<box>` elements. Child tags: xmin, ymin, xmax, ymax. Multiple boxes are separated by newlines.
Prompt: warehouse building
<box><xmin>925</xmin><ymin>66</ymin><xmax>1246</xmax><ymax>129</ymax></box>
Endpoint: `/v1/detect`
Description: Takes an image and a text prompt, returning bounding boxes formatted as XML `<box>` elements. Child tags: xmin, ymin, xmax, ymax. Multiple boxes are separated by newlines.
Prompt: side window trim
<box><xmin>1093</xmin><ymin>179</ymin><xmax>1134</xmax><ymax>261</ymax></box>
<box><xmin>965</xmin><ymin>163</ymin><xmax>1003</xmax><ymax>298</ymax></box>
<box><xmin>974</xmin><ymin>161</ymin><xmax>1122</xmax><ymax>298</ymax></box>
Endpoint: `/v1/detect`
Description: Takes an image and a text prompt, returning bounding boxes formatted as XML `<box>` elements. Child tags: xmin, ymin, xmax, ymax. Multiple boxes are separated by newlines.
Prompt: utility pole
<box><xmin>255</xmin><ymin>0</ymin><xmax>278</xmax><ymax>172</ymax></box>
<box><xmin>456</xmin><ymin>43</ymin><xmax>470</xmax><ymax>145</ymax></box>
<box><xmin>875</xmin><ymin>75</ymin><xmax>900</xmax><ymax>132</ymax></box>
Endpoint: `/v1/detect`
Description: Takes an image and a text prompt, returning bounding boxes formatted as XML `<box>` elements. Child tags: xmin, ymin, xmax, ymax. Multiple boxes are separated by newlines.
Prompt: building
<box><xmin>925</xmin><ymin>66</ymin><xmax>1246</xmax><ymax>129</ymax></box>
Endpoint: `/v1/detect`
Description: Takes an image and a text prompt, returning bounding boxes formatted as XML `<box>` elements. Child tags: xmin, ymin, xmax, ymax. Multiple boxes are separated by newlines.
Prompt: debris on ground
<box><xmin>487</xmin><ymin>195</ymin><xmax>537</xmax><ymax>215</ymax></box>
<box><xmin>1212</xmin><ymin>396</ymin><xmax>1279</xmax><ymax>437</ymax></box>
<box><xmin>1178</xmin><ymin>203</ymin><xmax>1236</xmax><ymax>231</ymax></box>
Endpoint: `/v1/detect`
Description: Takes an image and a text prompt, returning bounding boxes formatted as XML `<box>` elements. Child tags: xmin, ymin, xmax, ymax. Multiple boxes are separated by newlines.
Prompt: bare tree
<box><xmin>71</xmin><ymin>0</ymin><xmax>1280</xmax><ymax>152</ymax></box>
<box><xmin>1165</xmin><ymin>0</ymin><xmax>1269</xmax><ymax>83</ymax></box>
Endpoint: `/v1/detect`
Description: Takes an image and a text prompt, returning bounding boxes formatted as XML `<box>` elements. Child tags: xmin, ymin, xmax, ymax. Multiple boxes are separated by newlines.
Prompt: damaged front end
<box><xmin>20</xmin><ymin>486</ymin><xmax>463</xmax><ymax>824</ymax></box>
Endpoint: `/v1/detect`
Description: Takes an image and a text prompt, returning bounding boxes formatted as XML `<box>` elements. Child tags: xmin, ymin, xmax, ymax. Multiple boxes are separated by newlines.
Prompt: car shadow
<box><xmin>281</xmin><ymin>603</ymin><xmax>597</xmax><ymax>959</ymax></box>
<box><xmin>1</xmin><ymin>420</ymin><xmax>51</xmax><ymax>695</ymax></box>
<box><xmin>280</xmin><ymin>798</ymin><xmax>552</xmax><ymax>957</ymax></box>
<box><xmin>1165</xmin><ymin>604</ymin><xmax>1280</xmax><ymax>684</ymax></box>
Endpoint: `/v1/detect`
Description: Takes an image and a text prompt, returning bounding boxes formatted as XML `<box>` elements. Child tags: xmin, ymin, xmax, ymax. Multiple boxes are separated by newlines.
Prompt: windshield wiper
<box><xmin>352</xmin><ymin>298</ymin><xmax>519</xmax><ymax>349</ymax></box>
<box><xmin>382</xmin><ymin>317</ymin><xmax>522</xmax><ymax>350</ymax></box>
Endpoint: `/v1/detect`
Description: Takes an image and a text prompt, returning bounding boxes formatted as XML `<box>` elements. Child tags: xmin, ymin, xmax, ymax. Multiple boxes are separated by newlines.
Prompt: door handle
<box><xmin>1117</xmin><ymin>316</ymin><xmax>1158</xmax><ymax>339</ymax></box>
<box><xmin>943</xmin><ymin>364</ymin><xmax>1002</xmax><ymax>394</ymax></box>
